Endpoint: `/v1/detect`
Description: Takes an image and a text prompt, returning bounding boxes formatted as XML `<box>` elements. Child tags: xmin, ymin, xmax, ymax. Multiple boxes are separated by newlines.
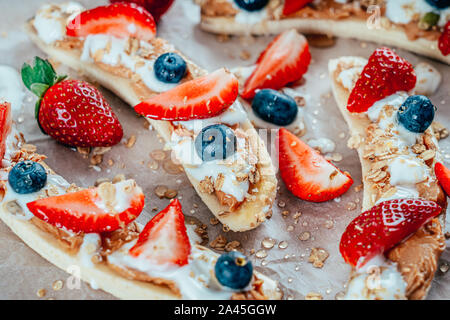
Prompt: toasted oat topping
<box><xmin>308</xmin><ymin>248</ymin><xmax>329</xmax><ymax>268</ymax></box>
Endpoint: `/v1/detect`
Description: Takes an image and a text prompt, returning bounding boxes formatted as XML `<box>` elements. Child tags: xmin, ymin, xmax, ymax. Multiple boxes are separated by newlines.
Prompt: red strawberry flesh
<box><xmin>278</xmin><ymin>128</ymin><xmax>353</xmax><ymax>202</ymax></box>
<box><xmin>438</xmin><ymin>21</ymin><xmax>450</xmax><ymax>56</ymax></box>
<box><xmin>129</xmin><ymin>199</ymin><xmax>191</xmax><ymax>266</ymax></box>
<box><xmin>435</xmin><ymin>162</ymin><xmax>450</xmax><ymax>196</ymax></box>
<box><xmin>27</xmin><ymin>180</ymin><xmax>145</xmax><ymax>233</ymax></box>
<box><xmin>242</xmin><ymin>29</ymin><xmax>311</xmax><ymax>99</ymax></box>
<box><xmin>339</xmin><ymin>198</ymin><xmax>442</xmax><ymax>268</ymax></box>
<box><xmin>110</xmin><ymin>0</ymin><xmax>174</xmax><ymax>22</ymax></box>
<box><xmin>66</xmin><ymin>3</ymin><xmax>156</xmax><ymax>41</ymax></box>
<box><xmin>134</xmin><ymin>68</ymin><xmax>239</xmax><ymax>121</ymax></box>
<box><xmin>346</xmin><ymin>47</ymin><xmax>416</xmax><ymax>113</ymax></box>
<box><xmin>283</xmin><ymin>0</ymin><xmax>313</xmax><ymax>15</ymax></box>
<box><xmin>0</xmin><ymin>102</ymin><xmax>11</xmax><ymax>161</ymax></box>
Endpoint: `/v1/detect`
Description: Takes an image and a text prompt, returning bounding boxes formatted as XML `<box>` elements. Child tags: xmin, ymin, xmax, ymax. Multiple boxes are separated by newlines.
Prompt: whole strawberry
<box><xmin>438</xmin><ymin>21</ymin><xmax>450</xmax><ymax>56</ymax></box>
<box><xmin>21</xmin><ymin>57</ymin><xmax>123</xmax><ymax>148</ymax></box>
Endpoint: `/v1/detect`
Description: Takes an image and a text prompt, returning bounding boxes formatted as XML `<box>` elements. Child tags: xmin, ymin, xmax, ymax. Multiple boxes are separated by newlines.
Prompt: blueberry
<box><xmin>252</xmin><ymin>89</ymin><xmax>298</xmax><ymax>126</ymax></box>
<box><xmin>214</xmin><ymin>251</ymin><xmax>253</xmax><ymax>290</ymax></box>
<box><xmin>397</xmin><ymin>95</ymin><xmax>435</xmax><ymax>133</ymax></box>
<box><xmin>154</xmin><ymin>52</ymin><xmax>187</xmax><ymax>84</ymax></box>
<box><xmin>195</xmin><ymin>124</ymin><xmax>236</xmax><ymax>162</ymax></box>
<box><xmin>234</xmin><ymin>0</ymin><xmax>269</xmax><ymax>11</ymax></box>
<box><xmin>425</xmin><ymin>0</ymin><xmax>450</xmax><ymax>9</ymax></box>
<box><xmin>8</xmin><ymin>161</ymin><xmax>47</xmax><ymax>194</ymax></box>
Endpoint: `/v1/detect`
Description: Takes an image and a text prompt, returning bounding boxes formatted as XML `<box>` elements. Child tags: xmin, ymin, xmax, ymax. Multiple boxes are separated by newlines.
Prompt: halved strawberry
<box><xmin>27</xmin><ymin>180</ymin><xmax>145</xmax><ymax>233</ymax></box>
<box><xmin>66</xmin><ymin>3</ymin><xmax>156</xmax><ymax>41</ymax></box>
<box><xmin>129</xmin><ymin>199</ymin><xmax>191</xmax><ymax>266</ymax></box>
<box><xmin>282</xmin><ymin>0</ymin><xmax>313</xmax><ymax>16</ymax></box>
<box><xmin>241</xmin><ymin>29</ymin><xmax>311</xmax><ymax>100</ymax></box>
<box><xmin>347</xmin><ymin>47</ymin><xmax>416</xmax><ymax>113</ymax></box>
<box><xmin>438</xmin><ymin>21</ymin><xmax>450</xmax><ymax>56</ymax></box>
<box><xmin>435</xmin><ymin>162</ymin><xmax>450</xmax><ymax>196</ymax></box>
<box><xmin>134</xmin><ymin>68</ymin><xmax>239</xmax><ymax>121</ymax></box>
<box><xmin>110</xmin><ymin>0</ymin><xmax>174</xmax><ymax>22</ymax></box>
<box><xmin>340</xmin><ymin>198</ymin><xmax>442</xmax><ymax>268</ymax></box>
<box><xmin>277</xmin><ymin>128</ymin><xmax>353</xmax><ymax>202</ymax></box>
<box><xmin>0</xmin><ymin>102</ymin><xmax>11</xmax><ymax>161</ymax></box>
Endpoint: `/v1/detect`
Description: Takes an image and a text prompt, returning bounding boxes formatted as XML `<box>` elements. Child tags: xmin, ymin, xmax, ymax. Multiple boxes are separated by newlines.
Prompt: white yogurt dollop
<box><xmin>308</xmin><ymin>138</ymin><xmax>336</xmax><ymax>154</ymax></box>
<box><xmin>413</xmin><ymin>62</ymin><xmax>442</xmax><ymax>96</ymax></box>
<box><xmin>345</xmin><ymin>255</ymin><xmax>407</xmax><ymax>300</ymax></box>
<box><xmin>33</xmin><ymin>2</ymin><xmax>85</xmax><ymax>44</ymax></box>
<box><xmin>0</xmin><ymin>65</ymin><xmax>25</xmax><ymax>116</ymax></box>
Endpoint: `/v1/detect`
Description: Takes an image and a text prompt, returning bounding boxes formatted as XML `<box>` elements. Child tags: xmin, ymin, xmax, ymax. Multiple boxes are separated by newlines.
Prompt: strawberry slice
<box><xmin>438</xmin><ymin>21</ymin><xmax>450</xmax><ymax>56</ymax></box>
<box><xmin>435</xmin><ymin>162</ymin><xmax>450</xmax><ymax>196</ymax></box>
<box><xmin>277</xmin><ymin>128</ymin><xmax>353</xmax><ymax>202</ymax></box>
<box><xmin>110</xmin><ymin>0</ymin><xmax>174</xmax><ymax>22</ymax></box>
<box><xmin>27</xmin><ymin>180</ymin><xmax>145</xmax><ymax>233</ymax></box>
<box><xmin>347</xmin><ymin>47</ymin><xmax>416</xmax><ymax>113</ymax></box>
<box><xmin>340</xmin><ymin>198</ymin><xmax>442</xmax><ymax>268</ymax></box>
<box><xmin>134</xmin><ymin>68</ymin><xmax>239</xmax><ymax>121</ymax></box>
<box><xmin>0</xmin><ymin>102</ymin><xmax>11</xmax><ymax>161</ymax></box>
<box><xmin>241</xmin><ymin>29</ymin><xmax>311</xmax><ymax>100</ymax></box>
<box><xmin>283</xmin><ymin>0</ymin><xmax>313</xmax><ymax>15</ymax></box>
<box><xmin>66</xmin><ymin>3</ymin><xmax>156</xmax><ymax>42</ymax></box>
<box><xmin>129</xmin><ymin>199</ymin><xmax>191</xmax><ymax>266</ymax></box>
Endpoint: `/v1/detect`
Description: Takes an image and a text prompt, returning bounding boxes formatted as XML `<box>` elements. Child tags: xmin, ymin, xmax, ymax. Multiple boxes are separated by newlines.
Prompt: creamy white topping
<box><xmin>385</xmin><ymin>0</ymin><xmax>450</xmax><ymax>27</ymax></box>
<box><xmin>388</xmin><ymin>156</ymin><xmax>429</xmax><ymax>186</ymax></box>
<box><xmin>0</xmin><ymin>65</ymin><xmax>25</xmax><ymax>117</ymax></box>
<box><xmin>307</xmin><ymin>137</ymin><xmax>336</xmax><ymax>154</ymax></box>
<box><xmin>345</xmin><ymin>255</ymin><xmax>407</xmax><ymax>300</ymax></box>
<box><xmin>170</xmin><ymin>100</ymin><xmax>257</xmax><ymax>202</ymax></box>
<box><xmin>78</xmin><ymin>233</ymin><xmax>101</xmax><ymax>268</ymax></box>
<box><xmin>329</xmin><ymin>56</ymin><xmax>367</xmax><ymax>91</ymax></box>
<box><xmin>33</xmin><ymin>2</ymin><xmax>85</xmax><ymax>44</ymax></box>
<box><xmin>172</xmin><ymin>102</ymin><xmax>248</xmax><ymax>133</ymax></box>
<box><xmin>94</xmin><ymin>179</ymin><xmax>142</xmax><ymax>215</ymax></box>
<box><xmin>413</xmin><ymin>62</ymin><xmax>442</xmax><ymax>96</ymax></box>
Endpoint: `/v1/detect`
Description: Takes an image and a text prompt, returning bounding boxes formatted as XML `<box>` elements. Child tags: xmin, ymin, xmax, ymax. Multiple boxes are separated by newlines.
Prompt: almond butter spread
<box><xmin>387</xmin><ymin>217</ymin><xmax>446</xmax><ymax>300</ymax></box>
<box><xmin>197</xmin><ymin>0</ymin><xmax>238</xmax><ymax>17</ymax></box>
<box><xmin>31</xmin><ymin>217</ymin><xmax>84</xmax><ymax>253</ymax></box>
<box><xmin>107</xmin><ymin>262</ymin><xmax>182</xmax><ymax>296</ymax></box>
<box><xmin>101</xmin><ymin>222</ymin><xmax>140</xmax><ymax>256</ymax></box>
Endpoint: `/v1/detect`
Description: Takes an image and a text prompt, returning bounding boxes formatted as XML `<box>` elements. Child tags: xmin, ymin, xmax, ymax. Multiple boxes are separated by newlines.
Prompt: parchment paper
<box><xmin>0</xmin><ymin>0</ymin><xmax>449</xmax><ymax>300</ymax></box>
